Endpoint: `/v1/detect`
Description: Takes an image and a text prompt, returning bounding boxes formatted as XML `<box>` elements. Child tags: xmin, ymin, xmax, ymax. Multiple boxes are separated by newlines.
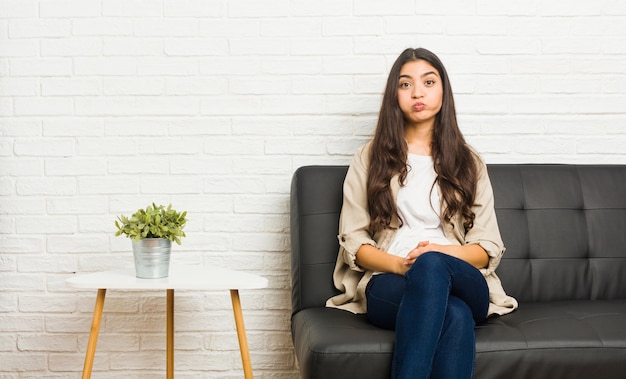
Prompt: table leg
<box><xmin>82</xmin><ymin>288</ymin><xmax>106</xmax><ymax>379</ymax></box>
<box><xmin>167</xmin><ymin>289</ymin><xmax>174</xmax><ymax>379</ymax></box>
<box><xmin>230</xmin><ymin>289</ymin><xmax>253</xmax><ymax>379</ymax></box>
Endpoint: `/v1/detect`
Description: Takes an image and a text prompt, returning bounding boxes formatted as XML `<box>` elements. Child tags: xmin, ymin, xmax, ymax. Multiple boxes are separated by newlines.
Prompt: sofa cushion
<box><xmin>292</xmin><ymin>300</ymin><xmax>626</xmax><ymax>379</ymax></box>
<box><xmin>292</xmin><ymin>307</ymin><xmax>393</xmax><ymax>379</ymax></box>
<box><xmin>475</xmin><ymin>300</ymin><xmax>626</xmax><ymax>378</ymax></box>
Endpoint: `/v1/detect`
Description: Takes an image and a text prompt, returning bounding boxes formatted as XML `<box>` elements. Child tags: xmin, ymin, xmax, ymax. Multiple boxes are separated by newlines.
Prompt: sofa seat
<box><xmin>293</xmin><ymin>300</ymin><xmax>626</xmax><ymax>379</ymax></box>
<box><xmin>292</xmin><ymin>308</ymin><xmax>393</xmax><ymax>378</ymax></box>
<box><xmin>475</xmin><ymin>300</ymin><xmax>626</xmax><ymax>378</ymax></box>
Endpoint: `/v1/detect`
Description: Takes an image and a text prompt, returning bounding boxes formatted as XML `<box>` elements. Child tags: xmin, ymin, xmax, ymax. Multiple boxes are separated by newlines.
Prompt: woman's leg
<box><xmin>392</xmin><ymin>252</ymin><xmax>489</xmax><ymax>379</ymax></box>
<box><xmin>366</xmin><ymin>272</ymin><xmax>406</xmax><ymax>330</ymax></box>
<box><xmin>430</xmin><ymin>296</ymin><xmax>477</xmax><ymax>378</ymax></box>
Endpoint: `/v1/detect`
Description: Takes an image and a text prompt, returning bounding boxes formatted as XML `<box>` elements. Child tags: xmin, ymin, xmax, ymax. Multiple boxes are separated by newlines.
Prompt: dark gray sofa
<box><xmin>290</xmin><ymin>164</ymin><xmax>626</xmax><ymax>379</ymax></box>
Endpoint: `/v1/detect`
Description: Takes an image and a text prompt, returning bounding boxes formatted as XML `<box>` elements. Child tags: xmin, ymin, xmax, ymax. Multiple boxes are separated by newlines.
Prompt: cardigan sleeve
<box><xmin>336</xmin><ymin>142</ymin><xmax>377</xmax><ymax>272</ymax></box>
<box><xmin>463</xmin><ymin>154</ymin><xmax>505</xmax><ymax>275</ymax></box>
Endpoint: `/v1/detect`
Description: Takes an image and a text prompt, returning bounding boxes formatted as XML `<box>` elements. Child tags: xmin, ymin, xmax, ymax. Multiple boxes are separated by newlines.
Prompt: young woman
<box><xmin>326</xmin><ymin>48</ymin><xmax>518</xmax><ymax>378</ymax></box>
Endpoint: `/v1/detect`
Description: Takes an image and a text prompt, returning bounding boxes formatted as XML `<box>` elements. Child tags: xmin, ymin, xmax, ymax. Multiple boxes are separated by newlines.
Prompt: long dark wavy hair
<box><xmin>367</xmin><ymin>48</ymin><xmax>478</xmax><ymax>233</ymax></box>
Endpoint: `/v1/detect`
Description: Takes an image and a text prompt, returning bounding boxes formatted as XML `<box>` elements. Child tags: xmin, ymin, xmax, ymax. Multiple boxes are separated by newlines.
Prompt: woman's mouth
<box><xmin>413</xmin><ymin>102</ymin><xmax>425</xmax><ymax>111</ymax></box>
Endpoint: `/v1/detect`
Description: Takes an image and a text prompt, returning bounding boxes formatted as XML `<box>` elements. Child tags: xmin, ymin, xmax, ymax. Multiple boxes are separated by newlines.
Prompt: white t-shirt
<box><xmin>386</xmin><ymin>154</ymin><xmax>450</xmax><ymax>258</ymax></box>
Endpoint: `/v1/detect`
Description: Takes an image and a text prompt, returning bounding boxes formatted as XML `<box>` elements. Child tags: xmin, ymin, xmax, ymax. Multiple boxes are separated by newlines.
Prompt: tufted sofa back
<box><xmin>290</xmin><ymin>165</ymin><xmax>626</xmax><ymax>315</ymax></box>
<box><xmin>290</xmin><ymin>166</ymin><xmax>347</xmax><ymax>315</ymax></box>
<box><xmin>488</xmin><ymin>165</ymin><xmax>626</xmax><ymax>302</ymax></box>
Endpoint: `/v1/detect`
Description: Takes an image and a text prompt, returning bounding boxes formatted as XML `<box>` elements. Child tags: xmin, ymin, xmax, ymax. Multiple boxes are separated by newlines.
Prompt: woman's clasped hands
<box><xmin>403</xmin><ymin>240</ymin><xmax>445</xmax><ymax>268</ymax></box>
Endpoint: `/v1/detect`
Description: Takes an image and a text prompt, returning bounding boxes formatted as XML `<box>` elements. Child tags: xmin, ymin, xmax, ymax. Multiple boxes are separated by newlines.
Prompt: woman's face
<box><xmin>397</xmin><ymin>59</ymin><xmax>443</xmax><ymax>128</ymax></box>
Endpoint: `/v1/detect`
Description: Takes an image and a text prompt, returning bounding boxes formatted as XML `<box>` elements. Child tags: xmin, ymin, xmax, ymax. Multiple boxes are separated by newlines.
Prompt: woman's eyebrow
<box><xmin>399</xmin><ymin>71</ymin><xmax>439</xmax><ymax>80</ymax></box>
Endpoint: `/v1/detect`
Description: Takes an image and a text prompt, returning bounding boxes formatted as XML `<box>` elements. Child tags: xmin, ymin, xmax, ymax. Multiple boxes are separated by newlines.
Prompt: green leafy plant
<box><xmin>115</xmin><ymin>203</ymin><xmax>187</xmax><ymax>244</ymax></box>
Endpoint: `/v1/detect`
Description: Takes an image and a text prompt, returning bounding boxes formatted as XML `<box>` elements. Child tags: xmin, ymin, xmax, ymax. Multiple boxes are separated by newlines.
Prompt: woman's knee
<box><xmin>366</xmin><ymin>274</ymin><xmax>406</xmax><ymax>330</ymax></box>
<box><xmin>407</xmin><ymin>251</ymin><xmax>448</xmax><ymax>278</ymax></box>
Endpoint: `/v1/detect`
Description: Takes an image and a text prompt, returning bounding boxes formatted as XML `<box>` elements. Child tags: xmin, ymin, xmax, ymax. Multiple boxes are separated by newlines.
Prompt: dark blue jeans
<box><xmin>365</xmin><ymin>252</ymin><xmax>489</xmax><ymax>379</ymax></box>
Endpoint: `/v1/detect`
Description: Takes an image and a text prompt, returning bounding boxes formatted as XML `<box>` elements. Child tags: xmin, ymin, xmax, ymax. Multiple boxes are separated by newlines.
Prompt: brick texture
<box><xmin>1</xmin><ymin>0</ymin><xmax>625</xmax><ymax>378</ymax></box>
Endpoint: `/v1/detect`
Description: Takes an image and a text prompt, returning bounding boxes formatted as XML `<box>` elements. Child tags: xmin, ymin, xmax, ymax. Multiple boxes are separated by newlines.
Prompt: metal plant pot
<box><xmin>132</xmin><ymin>238</ymin><xmax>172</xmax><ymax>278</ymax></box>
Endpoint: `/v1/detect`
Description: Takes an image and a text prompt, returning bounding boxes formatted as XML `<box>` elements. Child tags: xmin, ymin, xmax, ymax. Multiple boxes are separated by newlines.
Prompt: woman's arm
<box><xmin>404</xmin><ymin>241</ymin><xmax>489</xmax><ymax>270</ymax></box>
<box><xmin>355</xmin><ymin>244</ymin><xmax>408</xmax><ymax>275</ymax></box>
<box><xmin>358</xmin><ymin>241</ymin><xmax>489</xmax><ymax>277</ymax></box>
<box><xmin>461</xmin><ymin>151</ymin><xmax>505</xmax><ymax>272</ymax></box>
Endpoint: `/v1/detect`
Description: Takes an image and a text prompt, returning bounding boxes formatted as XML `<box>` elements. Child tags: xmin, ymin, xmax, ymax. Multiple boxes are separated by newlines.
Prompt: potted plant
<box><xmin>115</xmin><ymin>203</ymin><xmax>187</xmax><ymax>278</ymax></box>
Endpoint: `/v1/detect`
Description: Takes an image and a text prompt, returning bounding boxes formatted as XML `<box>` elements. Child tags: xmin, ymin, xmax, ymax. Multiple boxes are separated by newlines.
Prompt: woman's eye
<box><xmin>425</xmin><ymin>80</ymin><xmax>435</xmax><ymax>86</ymax></box>
<box><xmin>399</xmin><ymin>82</ymin><xmax>411</xmax><ymax>88</ymax></box>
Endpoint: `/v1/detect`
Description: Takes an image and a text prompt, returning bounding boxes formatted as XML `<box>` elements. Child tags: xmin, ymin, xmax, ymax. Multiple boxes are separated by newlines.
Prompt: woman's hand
<box><xmin>403</xmin><ymin>240</ymin><xmax>440</xmax><ymax>267</ymax></box>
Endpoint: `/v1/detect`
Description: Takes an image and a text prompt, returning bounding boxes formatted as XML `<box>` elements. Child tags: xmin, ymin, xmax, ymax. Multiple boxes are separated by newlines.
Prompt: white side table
<box><xmin>66</xmin><ymin>265</ymin><xmax>268</xmax><ymax>379</ymax></box>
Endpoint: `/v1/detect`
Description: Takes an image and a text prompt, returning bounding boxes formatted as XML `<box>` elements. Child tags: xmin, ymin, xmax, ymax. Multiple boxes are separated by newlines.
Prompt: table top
<box><xmin>66</xmin><ymin>264</ymin><xmax>268</xmax><ymax>291</ymax></box>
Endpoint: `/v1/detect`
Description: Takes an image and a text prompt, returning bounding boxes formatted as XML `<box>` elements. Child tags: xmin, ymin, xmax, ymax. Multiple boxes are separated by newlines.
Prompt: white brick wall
<box><xmin>1</xmin><ymin>0</ymin><xmax>625</xmax><ymax>377</ymax></box>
